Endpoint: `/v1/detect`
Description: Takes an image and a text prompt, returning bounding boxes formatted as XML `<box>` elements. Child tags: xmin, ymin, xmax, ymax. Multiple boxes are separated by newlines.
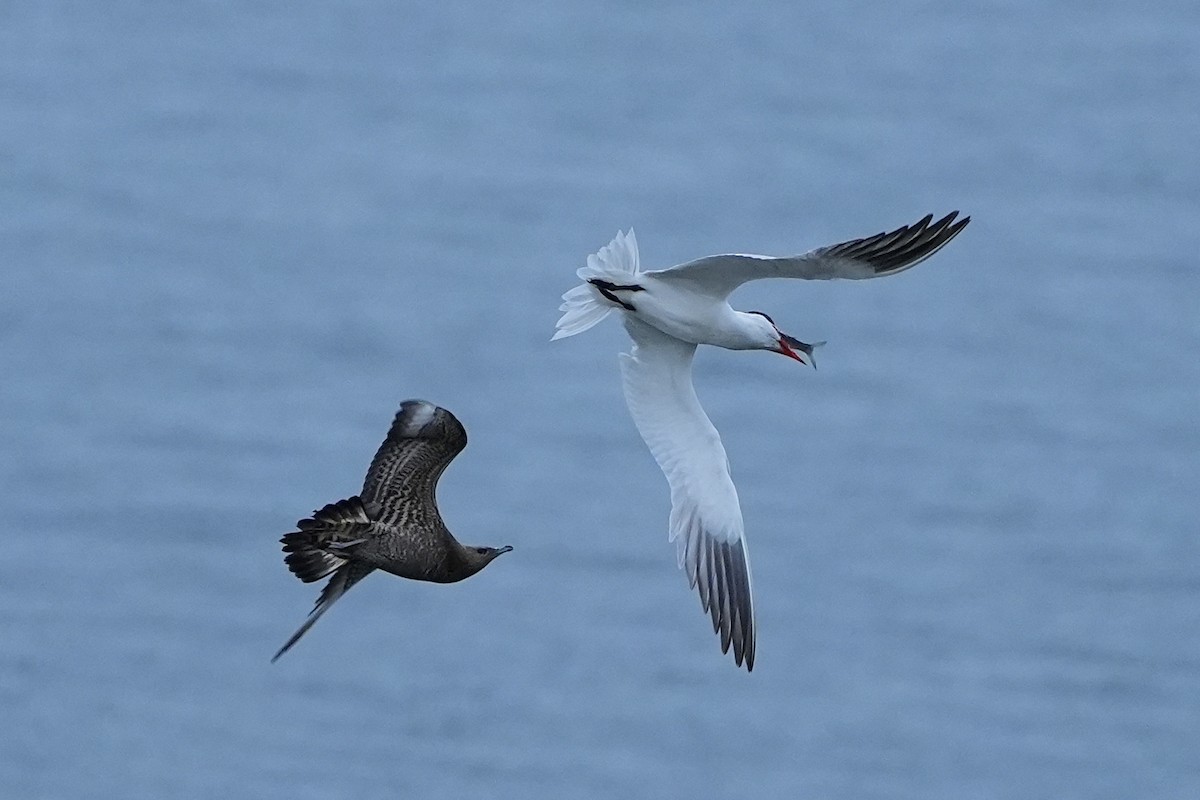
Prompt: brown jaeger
<box><xmin>272</xmin><ymin>400</ymin><xmax>512</xmax><ymax>661</ymax></box>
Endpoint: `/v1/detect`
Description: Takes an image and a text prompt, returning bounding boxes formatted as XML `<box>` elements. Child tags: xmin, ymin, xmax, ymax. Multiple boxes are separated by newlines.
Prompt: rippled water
<box><xmin>3</xmin><ymin>1</ymin><xmax>1198</xmax><ymax>797</ymax></box>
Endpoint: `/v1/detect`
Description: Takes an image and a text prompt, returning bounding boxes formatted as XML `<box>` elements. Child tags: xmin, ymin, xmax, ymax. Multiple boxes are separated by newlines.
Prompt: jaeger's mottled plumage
<box><xmin>272</xmin><ymin>400</ymin><xmax>512</xmax><ymax>661</ymax></box>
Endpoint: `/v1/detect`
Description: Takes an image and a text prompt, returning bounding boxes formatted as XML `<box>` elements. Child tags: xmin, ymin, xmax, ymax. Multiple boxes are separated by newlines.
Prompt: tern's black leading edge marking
<box><xmin>589</xmin><ymin>279</ymin><xmax>645</xmax><ymax>293</ymax></box>
<box><xmin>588</xmin><ymin>278</ymin><xmax>645</xmax><ymax>312</ymax></box>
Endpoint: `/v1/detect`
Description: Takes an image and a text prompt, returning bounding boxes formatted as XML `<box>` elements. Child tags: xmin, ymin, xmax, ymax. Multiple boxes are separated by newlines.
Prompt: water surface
<box><xmin>2</xmin><ymin>1</ymin><xmax>1198</xmax><ymax>797</ymax></box>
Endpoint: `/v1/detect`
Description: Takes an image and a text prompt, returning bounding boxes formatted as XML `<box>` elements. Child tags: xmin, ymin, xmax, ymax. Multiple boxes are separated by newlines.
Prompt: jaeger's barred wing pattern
<box><xmin>272</xmin><ymin>401</ymin><xmax>510</xmax><ymax>662</ymax></box>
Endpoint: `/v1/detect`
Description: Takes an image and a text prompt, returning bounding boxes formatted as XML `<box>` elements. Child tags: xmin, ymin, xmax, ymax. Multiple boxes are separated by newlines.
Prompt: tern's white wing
<box><xmin>647</xmin><ymin>211</ymin><xmax>969</xmax><ymax>300</ymax></box>
<box><xmin>619</xmin><ymin>316</ymin><xmax>755</xmax><ymax>670</ymax></box>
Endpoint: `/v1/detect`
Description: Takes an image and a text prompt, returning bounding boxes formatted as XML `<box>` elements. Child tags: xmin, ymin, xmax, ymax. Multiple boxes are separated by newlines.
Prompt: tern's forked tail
<box><xmin>552</xmin><ymin>228</ymin><xmax>641</xmax><ymax>340</ymax></box>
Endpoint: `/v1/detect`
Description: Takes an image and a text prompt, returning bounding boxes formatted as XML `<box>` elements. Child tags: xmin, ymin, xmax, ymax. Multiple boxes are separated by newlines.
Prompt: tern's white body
<box><xmin>616</xmin><ymin>280</ymin><xmax>764</xmax><ymax>350</ymax></box>
<box><xmin>554</xmin><ymin>213</ymin><xmax>970</xmax><ymax>670</ymax></box>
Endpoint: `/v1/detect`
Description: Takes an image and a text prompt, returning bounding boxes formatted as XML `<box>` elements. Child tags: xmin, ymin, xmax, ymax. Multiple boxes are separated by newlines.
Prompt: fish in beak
<box><xmin>777</xmin><ymin>333</ymin><xmax>825</xmax><ymax>369</ymax></box>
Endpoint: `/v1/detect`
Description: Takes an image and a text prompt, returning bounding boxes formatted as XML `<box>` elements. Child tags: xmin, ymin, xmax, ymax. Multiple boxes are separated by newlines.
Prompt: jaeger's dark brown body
<box><xmin>272</xmin><ymin>401</ymin><xmax>512</xmax><ymax>661</ymax></box>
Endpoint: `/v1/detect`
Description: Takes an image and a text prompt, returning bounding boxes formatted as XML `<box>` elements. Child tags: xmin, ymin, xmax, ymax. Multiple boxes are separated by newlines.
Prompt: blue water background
<box><xmin>2</xmin><ymin>1</ymin><xmax>1198</xmax><ymax>797</ymax></box>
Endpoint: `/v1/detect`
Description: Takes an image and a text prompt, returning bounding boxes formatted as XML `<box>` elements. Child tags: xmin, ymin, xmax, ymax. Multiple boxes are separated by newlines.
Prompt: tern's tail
<box><xmin>552</xmin><ymin>229</ymin><xmax>641</xmax><ymax>340</ymax></box>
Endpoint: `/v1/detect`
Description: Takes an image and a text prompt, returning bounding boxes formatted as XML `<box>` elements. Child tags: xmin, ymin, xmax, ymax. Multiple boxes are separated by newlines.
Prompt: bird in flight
<box><xmin>553</xmin><ymin>212</ymin><xmax>970</xmax><ymax>670</ymax></box>
<box><xmin>272</xmin><ymin>400</ymin><xmax>513</xmax><ymax>662</ymax></box>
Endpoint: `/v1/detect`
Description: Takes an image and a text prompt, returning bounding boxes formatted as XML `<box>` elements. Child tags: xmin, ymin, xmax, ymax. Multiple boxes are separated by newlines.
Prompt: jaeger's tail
<box><xmin>272</xmin><ymin>497</ymin><xmax>375</xmax><ymax>662</ymax></box>
<box><xmin>552</xmin><ymin>229</ymin><xmax>642</xmax><ymax>340</ymax></box>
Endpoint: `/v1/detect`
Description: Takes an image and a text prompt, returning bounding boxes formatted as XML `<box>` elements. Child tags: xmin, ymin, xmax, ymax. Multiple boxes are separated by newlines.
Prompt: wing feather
<box><xmin>618</xmin><ymin>317</ymin><xmax>756</xmax><ymax>670</ymax></box>
<box><xmin>648</xmin><ymin>211</ymin><xmax>969</xmax><ymax>299</ymax></box>
<box><xmin>361</xmin><ymin>400</ymin><xmax>467</xmax><ymax>526</ymax></box>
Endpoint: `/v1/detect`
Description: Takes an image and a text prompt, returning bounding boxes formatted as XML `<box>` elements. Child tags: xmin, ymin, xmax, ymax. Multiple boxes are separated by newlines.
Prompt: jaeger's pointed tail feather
<box><xmin>272</xmin><ymin>561</ymin><xmax>374</xmax><ymax>662</ymax></box>
<box><xmin>552</xmin><ymin>229</ymin><xmax>640</xmax><ymax>340</ymax></box>
<box><xmin>272</xmin><ymin>566</ymin><xmax>350</xmax><ymax>662</ymax></box>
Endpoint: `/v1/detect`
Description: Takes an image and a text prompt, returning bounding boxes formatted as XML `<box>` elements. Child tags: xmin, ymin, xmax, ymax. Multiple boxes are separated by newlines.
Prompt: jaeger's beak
<box><xmin>496</xmin><ymin>545</ymin><xmax>514</xmax><ymax>555</ymax></box>
<box><xmin>778</xmin><ymin>333</ymin><xmax>822</xmax><ymax>369</ymax></box>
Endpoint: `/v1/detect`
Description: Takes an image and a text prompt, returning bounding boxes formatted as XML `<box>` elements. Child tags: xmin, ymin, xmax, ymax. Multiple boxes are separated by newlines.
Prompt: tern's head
<box><xmin>746</xmin><ymin>311</ymin><xmax>821</xmax><ymax>368</ymax></box>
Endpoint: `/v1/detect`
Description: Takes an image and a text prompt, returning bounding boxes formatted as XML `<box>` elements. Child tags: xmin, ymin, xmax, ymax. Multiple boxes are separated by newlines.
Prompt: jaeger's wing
<box><xmin>360</xmin><ymin>400</ymin><xmax>468</xmax><ymax>527</ymax></box>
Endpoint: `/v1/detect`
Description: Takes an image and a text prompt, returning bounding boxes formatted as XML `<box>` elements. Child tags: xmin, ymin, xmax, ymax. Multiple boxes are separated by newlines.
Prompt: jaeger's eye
<box><xmin>476</xmin><ymin>547</ymin><xmax>488</xmax><ymax>554</ymax></box>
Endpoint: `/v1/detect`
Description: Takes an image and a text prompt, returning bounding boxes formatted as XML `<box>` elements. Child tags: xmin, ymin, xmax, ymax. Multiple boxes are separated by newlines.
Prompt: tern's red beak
<box><xmin>777</xmin><ymin>333</ymin><xmax>823</xmax><ymax>368</ymax></box>
<box><xmin>775</xmin><ymin>337</ymin><xmax>807</xmax><ymax>364</ymax></box>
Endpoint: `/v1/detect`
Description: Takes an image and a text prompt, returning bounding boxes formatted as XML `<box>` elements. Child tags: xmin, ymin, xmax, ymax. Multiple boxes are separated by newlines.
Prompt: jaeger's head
<box><xmin>461</xmin><ymin>544</ymin><xmax>514</xmax><ymax>576</ymax></box>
